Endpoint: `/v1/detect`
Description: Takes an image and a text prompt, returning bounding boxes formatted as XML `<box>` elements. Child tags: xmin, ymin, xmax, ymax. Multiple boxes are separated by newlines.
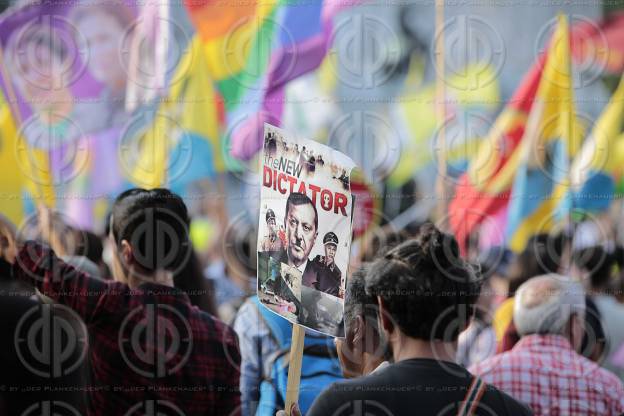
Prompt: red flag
<box><xmin>448</xmin><ymin>53</ymin><xmax>546</xmax><ymax>252</ymax></box>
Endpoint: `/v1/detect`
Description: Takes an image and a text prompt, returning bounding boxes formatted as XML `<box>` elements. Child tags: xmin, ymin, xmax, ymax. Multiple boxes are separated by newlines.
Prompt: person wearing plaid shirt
<box><xmin>471</xmin><ymin>274</ymin><xmax>624</xmax><ymax>415</ymax></box>
<box><xmin>13</xmin><ymin>189</ymin><xmax>241</xmax><ymax>416</ymax></box>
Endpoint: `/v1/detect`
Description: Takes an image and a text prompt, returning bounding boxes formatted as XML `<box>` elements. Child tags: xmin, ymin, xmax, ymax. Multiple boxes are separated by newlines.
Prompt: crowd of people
<box><xmin>1</xmin><ymin>187</ymin><xmax>624</xmax><ymax>415</ymax></box>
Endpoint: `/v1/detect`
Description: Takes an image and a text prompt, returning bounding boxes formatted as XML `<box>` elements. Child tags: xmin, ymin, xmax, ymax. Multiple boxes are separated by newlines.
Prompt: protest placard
<box><xmin>257</xmin><ymin>123</ymin><xmax>356</xmax><ymax>338</ymax></box>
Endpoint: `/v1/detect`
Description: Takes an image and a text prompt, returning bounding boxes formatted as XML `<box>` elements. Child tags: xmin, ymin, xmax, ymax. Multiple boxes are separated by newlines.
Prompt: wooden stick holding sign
<box><xmin>256</xmin><ymin>124</ymin><xmax>356</xmax><ymax>415</ymax></box>
<box><xmin>284</xmin><ymin>324</ymin><xmax>305</xmax><ymax>415</ymax></box>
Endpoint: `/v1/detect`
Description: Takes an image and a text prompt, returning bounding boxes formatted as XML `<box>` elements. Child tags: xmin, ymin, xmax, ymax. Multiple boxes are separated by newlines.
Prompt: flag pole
<box><xmin>564</xmin><ymin>14</ymin><xmax>576</xmax><ymax>271</ymax></box>
<box><xmin>434</xmin><ymin>0</ymin><xmax>447</xmax><ymax>227</ymax></box>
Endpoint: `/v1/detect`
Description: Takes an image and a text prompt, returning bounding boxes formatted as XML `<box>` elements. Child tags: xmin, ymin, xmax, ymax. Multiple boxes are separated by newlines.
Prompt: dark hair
<box><xmin>344</xmin><ymin>264</ymin><xmax>377</xmax><ymax>329</ymax></box>
<box><xmin>365</xmin><ymin>223</ymin><xmax>481</xmax><ymax>341</ymax></box>
<box><xmin>507</xmin><ymin>234</ymin><xmax>563</xmax><ymax>296</ymax></box>
<box><xmin>284</xmin><ymin>192</ymin><xmax>318</xmax><ymax>231</ymax></box>
<box><xmin>223</xmin><ymin>220</ymin><xmax>257</xmax><ymax>279</ymax></box>
<box><xmin>174</xmin><ymin>250</ymin><xmax>218</xmax><ymax>316</ymax></box>
<box><xmin>573</xmin><ymin>245</ymin><xmax>614</xmax><ymax>289</ymax></box>
<box><xmin>360</xmin><ymin>228</ymin><xmax>409</xmax><ymax>263</ymax></box>
<box><xmin>111</xmin><ymin>188</ymin><xmax>190</xmax><ymax>273</ymax></box>
<box><xmin>75</xmin><ymin>230</ymin><xmax>104</xmax><ymax>265</ymax></box>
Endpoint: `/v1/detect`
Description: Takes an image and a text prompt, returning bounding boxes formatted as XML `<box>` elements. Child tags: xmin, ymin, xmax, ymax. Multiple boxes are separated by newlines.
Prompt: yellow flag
<box><xmin>129</xmin><ymin>37</ymin><xmax>224</xmax><ymax>188</ymax></box>
<box><xmin>0</xmin><ymin>97</ymin><xmax>55</xmax><ymax>225</ymax></box>
<box><xmin>571</xmin><ymin>74</ymin><xmax>624</xmax><ymax>188</ymax></box>
<box><xmin>506</xmin><ymin>15</ymin><xmax>584</xmax><ymax>252</ymax></box>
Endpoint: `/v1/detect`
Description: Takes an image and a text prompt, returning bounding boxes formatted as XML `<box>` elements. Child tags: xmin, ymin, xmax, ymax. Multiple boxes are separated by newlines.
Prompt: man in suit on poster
<box><xmin>268</xmin><ymin>193</ymin><xmax>322</xmax><ymax>287</ymax></box>
<box><xmin>272</xmin><ymin>193</ymin><xmax>341</xmax><ymax>297</ymax></box>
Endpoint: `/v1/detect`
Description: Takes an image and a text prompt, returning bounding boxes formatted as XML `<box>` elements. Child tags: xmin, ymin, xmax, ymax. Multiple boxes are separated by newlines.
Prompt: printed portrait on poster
<box><xmin>257</xmin><ymin>124</ymin><xmax>355</xmax><ymax>337</ymax></box>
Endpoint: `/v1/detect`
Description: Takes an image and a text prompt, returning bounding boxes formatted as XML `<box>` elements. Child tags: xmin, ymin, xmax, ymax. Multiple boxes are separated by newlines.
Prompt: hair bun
<box><xmin>413</xmin><ymin>223</ymin><xmax>461</xmax><ymax>268</ymax></box>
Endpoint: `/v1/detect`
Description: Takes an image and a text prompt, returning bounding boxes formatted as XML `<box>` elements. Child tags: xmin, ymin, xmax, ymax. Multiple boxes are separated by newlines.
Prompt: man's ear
<box><xmin>120</xmin><ymin>240</ymin><xmax>133</xmax><ymax>267</ymax></box>
<box><xmin>462</xmin><ymin>304</ymin><xmax>477</xmax><ymax>333</ymax></box>
<box><xmin>351</xmin><ymin>315</ymin><xmax>365</xmax><ymax>348</ymax></box>
<box><xmin>570</xmin><ymin>312</ymin><xmax>585</xmax><ymax>352</ymax></box>
<box><xmin>377</xmin><ymin>296</ymin><xmax>393</xmax><ymax>334</ymax></box>
<box><xmin>0</xmin><ymin>234</ymin><xmax>9</xmax><ymax>248</ymax></box>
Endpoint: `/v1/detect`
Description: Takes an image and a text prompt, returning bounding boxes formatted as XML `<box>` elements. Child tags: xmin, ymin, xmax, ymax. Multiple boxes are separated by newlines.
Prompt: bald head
<box><xmin>514</xmin><ymin>274</ymin><xmax>585</xmax><ymax>337</ymax></box>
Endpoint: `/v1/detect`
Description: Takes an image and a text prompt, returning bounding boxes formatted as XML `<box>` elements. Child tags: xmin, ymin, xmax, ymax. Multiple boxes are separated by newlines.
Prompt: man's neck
<box><xmin>128</xmin><ymin>269</ymin><xmax>175</xmax><ymax>289</ymax></box>
<box><xmin>391</xmin><ymin>334</ymin><xmax>458</xmax><ymax>364</ymax></box>
<box><xmin>361</xmin><ymin>352</ymin><xmax>385</xmax><ymax>376</ymax></box>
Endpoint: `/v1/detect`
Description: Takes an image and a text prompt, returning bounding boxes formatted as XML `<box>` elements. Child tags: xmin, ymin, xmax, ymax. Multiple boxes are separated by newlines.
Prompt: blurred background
<box><xmin>2</xmin><ymin>0</ymin><xmax>624</xmax><ymax>326</ymax></box>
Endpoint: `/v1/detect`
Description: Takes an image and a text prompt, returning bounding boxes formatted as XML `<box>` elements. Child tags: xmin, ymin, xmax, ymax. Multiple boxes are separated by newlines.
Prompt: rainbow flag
<box><xmin>184</xmin><ymin>0</ymin><xmax>351</xmax><ymax>161</ymax></box>
<box><xmin>569</xmin><ymin>74</ymin><xmax>624</xmax><ymax>212</ymax></box>
<box><xmin>505</xmin><ymin>15</ymin><xmax>583</xmax><ymax>252</ymax></box>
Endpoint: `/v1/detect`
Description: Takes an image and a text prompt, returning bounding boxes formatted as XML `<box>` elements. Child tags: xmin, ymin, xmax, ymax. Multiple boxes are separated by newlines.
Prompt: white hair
<box><xmin>514</xmin><ymin>274</ymin><xmax>585</xmax><ymax>337</ymax></box>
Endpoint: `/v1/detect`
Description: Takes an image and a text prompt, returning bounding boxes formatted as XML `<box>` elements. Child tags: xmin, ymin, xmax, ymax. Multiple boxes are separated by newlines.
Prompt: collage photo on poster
<box><xmin>257</xmin><ymin>124</ymin><xmax>356</xmax><ymax>337</ymax></box>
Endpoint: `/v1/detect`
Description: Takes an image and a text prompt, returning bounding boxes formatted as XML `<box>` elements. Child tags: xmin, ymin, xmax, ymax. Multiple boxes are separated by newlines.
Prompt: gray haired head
<box><xmin>514</xmin><ymin>274</ymin><xmax>585</xmax><ymax>337</ymax></box>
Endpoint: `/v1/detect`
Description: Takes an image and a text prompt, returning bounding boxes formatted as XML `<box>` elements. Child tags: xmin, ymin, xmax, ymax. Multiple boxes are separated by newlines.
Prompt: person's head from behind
<box><xmin>476</xmin><ymin>246</ymin><xmax>512</xmax><ymax>312</ymax></box>
<box><xmin>336</xmin><ymin>264</ymin><xmax>389</xmax><ymax>378</ymax></box>
<box><xmin>359</xmin><ymin>227</ymin><xmax>407</xmax><ymax>263</ymax></box>
<box><xmin>507</xmin><ymin>233</ymin><xmax>562</xmax><ymax>297</ymax></box>
<box><xmin>223</xmin><ymin>220</ymin><xmax>257</xmax><ymax>284</ymax></box>
<box><xmin>75</xmin><ymin>230</ymin><xmax>104</xmax><ymax>266</ymax></box>
<box><xmin>109</xmin><ymin>188</ymin><xmax>190</xmax><ymax>288</ymax></box>
<box><xmin>366</xmin><ymin>223</ymin><xmax>480</xmax><ymax>361</ymax></box>
<box><xmin>572</xmin><ymin>245</ymin><xmax>613</xmax><ymax>291</ymax></box>
<box><xmin>473</xmin><ymin>262</ymin><xmax>495</xmax><ymax>322</ymax></box>
<box><xmin>514</xmin><ymin>274</ymin><xmax>585</xmax><ymax>351</ymax></box>
<box><xmin>284</xmin><ymin>192</ymin><xmax>318</xmax><ymax>267</ymax></box>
